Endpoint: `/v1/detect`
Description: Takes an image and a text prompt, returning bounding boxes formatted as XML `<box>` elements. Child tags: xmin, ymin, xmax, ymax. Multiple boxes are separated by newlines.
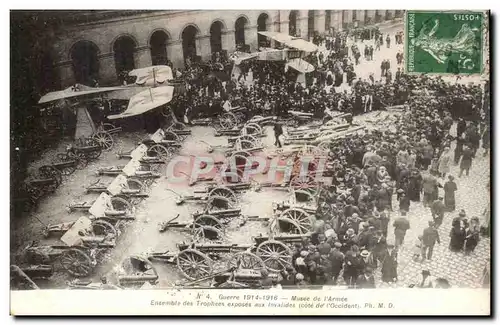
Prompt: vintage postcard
<box><xmin>10</xmin><ymin>9</ymin><xmax>490</xmax><ymax>316</ymax></box>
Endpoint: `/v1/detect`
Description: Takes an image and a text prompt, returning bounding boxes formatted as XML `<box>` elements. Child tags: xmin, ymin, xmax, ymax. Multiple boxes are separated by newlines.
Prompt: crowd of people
<box><xmin>160</xmin><ymin>27</ymin><xmax>490</xmax><ymax>290</ymax></box>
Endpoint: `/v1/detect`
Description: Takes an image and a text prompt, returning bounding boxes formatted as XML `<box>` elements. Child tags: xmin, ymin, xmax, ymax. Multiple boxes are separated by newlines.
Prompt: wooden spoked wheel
<box><xmin>176</xmin><ymin>249</ymin><xmax>213</xmax><ymax>280</ymax></box>
<box><xmin>279</xmin><ymin>208</ymin><xmax>313</xmax><ymax>234</ymax></box>
<box><xmin>256</xmin><ymin>240</ymin><xmax>293</xmax><ymax>272</ymax></box>
<box><xmin>109</xmin><ymin>196</ymin><xmax>133</xmax><ymax>214</ymax></box>
<box><xmin>91</xmin><ymin>219</ymin><xmax>118</xmax><ymax>241</ymax></box>
<box><xmin>92</xmin><ymin>131</ymin><xmax>114</xmax><ymax>151</ymax></box>
<box><xmin>207</xmin><ymin>187</ymin><xmax>237</xmax><ymax>204</ymax></box>
<box><xmin>241</xmin><ymin>123</ymin><xmax>262</xmax><ymax>136</ymax></box>
<box><xmin>127</xmin><ymin>179</ymin><xmax>144</xmax><ymax>191</ymax></box>
<box><xmin>220</xmin><ymin>170</ymin><xmax>243</xmax><ymax>184</ymax></box>
<box><xmin>82</xmin><ymin>138</ymin><xmax>102</xmax><ymax>159</ymax></box>
<box><xmin>38</xmin><ymin>165</ymin><xmax>62</xmax><ymax>188</ymax></box>
<box><xmin>205</xmin><ymin>195</ymin><xmax>235</xmax><ymax>212</ymax></box>
<box><xmin>66</xmin><ymin>152</ymin><xmax>88</xmax><ymax>169</ymax></box>
<box><xmin>237</xmin><ymin>134</ymin><xmax>258</xmax><ymax>146</ymax></box>
<box><xmin>193</xmin><ymin>215</ymin><xmax>224</xmax><ymax>230</ymax></box>
<box><xmin>236</xmin><ymin>139</ymin><xmax>254</xmax><ymax>151</ymax></box>
<box><xmin>60</xmin><ymin>248</ymin><xmax>93</xmax><ymax>277</ymax></box>
<box><xmin>293</xmin><ymin>189</ymin><xmax>316</xmax><ymax>204</ymax></box>
<box><xmin>230</xmin><ymin>154</ymin><xmax>249</xmax><ymax>169</ymax></box>
<box><xmin>219</xmin><ymin>112</ymin><xmax>238</xmax><ymax>130</ymax></box>
<box><xmin>162</xmin><ymin>130</ymin><xmax>180</xmax><ymax>142</ymax></box>
<box><xmin>97</xmin><ymin>123</ymin><xmax>116</xmax><ymax>133</ymax></box>
<box><xmin>227</xmin><ymin>252</ymin><xmax>265</xmax><ymax>271</ymax></box>
<box><xmin>147</xmin><ymin>144</ymin><xmax>172</xmax><ymax>162</ymax></box>
<box><xmin>52</xmin><ymin>154</ymin><xmax>77</xmax><ymax>176</ymax></box>
<box><xmin>193</xmin><ymin>225</ymin><xmax>224</xmax><ymax>242</ymax></box>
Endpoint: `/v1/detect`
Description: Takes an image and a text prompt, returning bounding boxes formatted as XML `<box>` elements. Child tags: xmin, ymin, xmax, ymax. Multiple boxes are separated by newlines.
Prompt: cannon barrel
<box><xmin>118</xmin><ymin>275</ymin><xmax>158</xmax><ymax>283</ymax></box>
<box><xmin>201</xmin><ymin>208</ymin><xmax>241</xmax><ymax>217</ymax></box>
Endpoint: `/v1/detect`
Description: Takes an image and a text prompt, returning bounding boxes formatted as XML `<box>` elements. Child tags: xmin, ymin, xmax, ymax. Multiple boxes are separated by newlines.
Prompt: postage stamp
<box><xmin>405</xmin><ymin>10</ymin><xmax>484</xmax><ymax>74</ymax></box>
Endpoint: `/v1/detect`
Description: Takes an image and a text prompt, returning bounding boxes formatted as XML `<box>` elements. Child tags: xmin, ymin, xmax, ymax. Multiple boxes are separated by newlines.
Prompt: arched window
<box><xmin>235</xmin><ymin>16</ymin><xmax>248</xmax><ymax>50</ymax></box>
<box><xmin>257</xmin><ymin>13</ymin><xmax>269</xmax><ymax>48</ymax></box>
<box><xmin>113</xmin><ymin>36</ymin><xmax>136</xmax><ymax>77</ymax></box>
<box><xmin>210</xmin><ymin>21</ymin><xmax>224</xmax><ymax>54</ymax></box>
<box><xmin>71</xmin><ymin>40</ymin><xmax>100</xmax><ymax>85</ymax></box>
<box><xmin>308</xmin><ymin>10</ymin><xmax>315</xmax><ymax>39</ymax></box>
<box><xmin>182</xmin><ymin>25</ymin><xmax>199</xmax><ymax>63</ymax></box>
<box><xmin>150</xmin><ymin>30</ymin><xmax>169</xmax><ymax>66</ymax></box>
<box><xmin>289</xmin><ymin>10</ymin><xmax>298</xmax><ymax>36</ymax></box>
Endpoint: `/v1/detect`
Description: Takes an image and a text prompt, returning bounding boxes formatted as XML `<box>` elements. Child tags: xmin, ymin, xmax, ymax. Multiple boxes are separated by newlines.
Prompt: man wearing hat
<box><xmin>421</xmin><ymin>221</ymin><xmax>440</xmax><ymax>260</ymax></box>
<box><xmin>430</xmin><ymin>196</ymin><xmax>446</xmax><ymax>228</ymax></box>
<box><xmin>356</xmin><ymin>267</ymin><xmax>376</xmax><ymax>289</ymax></box>
<box><xmin>393</xmin><ymin>215</ymin><xmax>411</xmax><ymax>249</ymax></box>
<box><xmin>398</xmin><ymin>189</ymin><xmax>410</xmax><ymax>216</ymax></box>
<box><xmin>328</xmin><ymin>242</ymin><xmax>345</xmax><ymax>285</ymax></box>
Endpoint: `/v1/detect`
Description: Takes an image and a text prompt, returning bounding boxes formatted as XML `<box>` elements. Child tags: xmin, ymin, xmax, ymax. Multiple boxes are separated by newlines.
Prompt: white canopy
<box><xmin>128</xmin><ymin>65</ymin><xmax>173</xmax><ymax>86</ymax></box>
<box><xmin>38</xmin><ymin>84</ymin><xmax>123</xmax><ymax>104</ymax></box>
<box><xmin>229</xmin><ymin>51</ymin><xmax>259</xmax><ymax>65</ymax></box>
<box><xmin>286</xmin><ymin>58</ymin><xmax>315</xmax><ymax>73</ymax></box>
<box><xmin>107</xmin><ymin>86</ymin><xmax>174</xmax><ymax>120</ymax></box>
<box><xmin>258</xmin><ymin>31</ymin><xmax>319</xmax><ymax>52</ymax></box>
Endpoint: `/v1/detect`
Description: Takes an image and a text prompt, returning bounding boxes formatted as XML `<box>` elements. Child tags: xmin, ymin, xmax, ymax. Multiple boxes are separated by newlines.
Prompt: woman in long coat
<box><xmin>408</xmin><ymin>169</ymin><xmax>423</xmax><ymax>202</ymax></box>
<box><xmin>443</xmin><ymin>175</ymin><xmax>457</xmax><ymax>211</ymax></box>
<box><xmin>449</xmin><ymin>218</ymin><xmax>466</xmax><ymax>252</ymax></box>
<box><xmin>381</xmin><ymin>245</ymin><xmax>398</xmax><ymax>283</ymax></box>
<box><xmin>464</xmin><ymin>217</ymin><xmax>481</xmax><ymax>255</ymax></box>
<box><xmin>438</xmin><ymin>147</ymin><xmax>452</xmax><ymax>178</ymax></box>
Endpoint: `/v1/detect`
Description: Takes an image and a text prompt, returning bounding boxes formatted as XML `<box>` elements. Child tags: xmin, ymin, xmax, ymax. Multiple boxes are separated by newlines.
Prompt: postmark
<box><xmin>405</xmin><ymin>10</ymin><xmax>485</xmax><ymax>74</ymax></box>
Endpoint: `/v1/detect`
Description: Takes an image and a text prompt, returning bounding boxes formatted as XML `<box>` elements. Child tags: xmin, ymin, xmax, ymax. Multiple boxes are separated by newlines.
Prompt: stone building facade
<box><xmin>52</xmin><ymin>10</ymin><xmax>404</xmax><ymax>87</ymax></box>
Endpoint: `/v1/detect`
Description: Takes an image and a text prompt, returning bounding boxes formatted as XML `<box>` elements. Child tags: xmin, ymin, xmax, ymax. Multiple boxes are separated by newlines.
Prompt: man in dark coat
<box><xmin>443</xmin><ymin>175</ymin><xmax>457</xmax><ymax>211</ymax></box>
<box><xmin>422</xmin><ymin>221</ymin><xmax>441</xmax><ymax>260</ymax></box>
<box><xmin>381</xmin><ymin>244</ymin><xmax>398</xmax><ymax>283</ymax></box>
<box><xmin>456</xmin><ymin>118</ymin><xmax>467</xmax><ymax>138</ymax></box>
<box><xmin>430</xmin><ymin>197</ymin><xmax>446</xmax><ymax>228</ymax></box>
<box><xmin>393</xmin><ymin>216</ymin><xmax>411</xmax><ymax>248</ymax></box>
<box><xmin>328</xmin><ymin>242</ymin><xmax>344</xmax><ymax>285</ymax></box>
<box><xmin>273</xmin><ymin>122</ymin><xmax>283</xmax><ymax>148</ymax></box>
<box><xmin>356</xmin><ymin>267</ymin><xmax>376</xmax><ymax>289</ymax></box>
<box><xmin>459</xmin><ymin>145</ymin><xmax>473</xmax><ymax>177</ymax></box>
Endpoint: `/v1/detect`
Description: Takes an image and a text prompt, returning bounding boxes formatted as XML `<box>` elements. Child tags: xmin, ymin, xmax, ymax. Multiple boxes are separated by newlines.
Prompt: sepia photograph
<box><xmin>9</xmin><ymin>7</ymin><xmax>491</xmax><ymax>315</ymax></box>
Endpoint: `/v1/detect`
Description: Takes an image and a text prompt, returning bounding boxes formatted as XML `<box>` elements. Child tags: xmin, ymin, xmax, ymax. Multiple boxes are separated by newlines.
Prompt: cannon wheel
<box><xmin>236</xmin><ymin>139</ymin><xmax>254</xmax><ymax>151</ymax></box>
<box><xmin>92</xmin><ymin>131</ymin><xmax>114</xmax><ymax>151</ymax></box>
<box><xmin>127</xmin><ymin>179</ymin><xmax>144</xmax><ymax>191</ymax></box>
<box><xmin>163</xmin><ymin>130</ymin><xmax>180</xmax><ymax>142</ymax></box>
<box><xmin>293</xmin><ymin>189</ymin><xmax>316</xmax><ymax>204</ymax></box>
<box><xmin>66</xmin><ymin>152</ymin><xmax>88</xmax><ymax>170</ymax></box>
<box><xmin>227</xmin><ymin>252</ymin><xmax>266</xmax><ymax>271</ymax></box>
<box><xmin>91</xmin><ymin>219</ymin><xmax>118</xmax><ymax>241</ymax></box>
<box><xmin>256</xmin><ymin>240</ymin><xmax>293</xmax><ymax>273</ymax></box>
<box><xmin>241</xmin><ymin>123</ymin><xmax>261</xmax><ymax>136</ymax></box>
<box><xmin>53</xmin><ymin>154</ymin><xmax>77</xmax><ymax>176</ymax></box>
<box><xmin>147</xmin><ymin>144</ymin><xmax>172</xmax><ymax>161</ymax></box>
<box><xmin>237</xmin><ymin>134</ymin><xmax>258</xmax><ymax>146</ymax></box>
<box><xmin>290</xmin><ymin>175</ymin><xmax>319</xmax><ymax>196</ymax></box>
<box><xmin>317</xmin><ymin>141</ymin><xmax>331</xmax><ymax>153</ymax></box>
<box><xmin>220</xmin><ymin>170</ymin><xmax>243</xmax><ymax>184</ymax></box>
<box><xmin>208</xmin><ymin>187</ymin><xmax>237</xmax><ymax>203</ymax></box>
<box><xmin>83</xmin><ymin>138</ymin><xmax>103</xmax><ymax>160</ymax></box>
<box><xmin>193</xmin><ymin>215</ymin><xmax>224</xmax><ymax>230</ymax></box>
<box><xmin>110</xmin><ymin>196</ymin><xmax>133</xmax><ymax>214</ymax></box>
<box><xmin>176</xmin><ymin>249</ymin><xmax>213</xmax><ymax>280</ymax></box>
<box><xmin>279</xmin><ymin>208</ymin><xmax>312</xmax><ymax>235</ymax></box>
<box><xmin>193</xmin><ymin>225</ymin><xmax>224</xmax><ymax>242</ymax></box>
<box><xmin>167</xmin><ymin>121</ymin><xmax>187</xmax><ymax>131</ymax></box>
<box><xmin>231</xmin><ymin>150</ymin><xmax>251</xmax><ymax>158</ymax></box>
<box><xmin>219</xmin><ymin>112</ymin><xmax>238</xmax><ymax>130</ymax></box>
<box><xmin>205</xmin><ymin>195</ymin><xmax>235</xmax><ymax>212</ymax></box>
<box><xmin>97</xmin><ymin>123</ymin><xmax>117</xmax><ymax>133</ymax></box>
<box><xmin>39</xmin><ymin>165</ymin><xmax>62</xmax><ymax>188</ymax></box>
<box><xmin>60</xmin><ymin>248</ymin><xmax>93</xmax><ymax>277</ymax></box>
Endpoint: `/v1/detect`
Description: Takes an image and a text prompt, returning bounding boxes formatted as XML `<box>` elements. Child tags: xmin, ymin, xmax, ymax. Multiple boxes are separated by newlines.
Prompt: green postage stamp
<box><xmin>405</xmin><ymin>10</ymin><xmax>485</xmax><ymax>74</ymax></box>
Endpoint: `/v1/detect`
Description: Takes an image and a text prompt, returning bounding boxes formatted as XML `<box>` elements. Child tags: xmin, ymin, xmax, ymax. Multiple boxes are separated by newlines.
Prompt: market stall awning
<box><xmin>107</xmin><ymin>86</ymin><xmax>174</xmax><ymax>120</ymax></box>
<box><xmin>129</xmin><ymin>65</ymin><xmax>174</xmax><ymax>86</ymax></box>
<box><xmin>258</xmin><ymin>32</ymin><xmax>319</xmax><ymax>52</ymax></box>
<box><xmin>38</xmin><ymin>84</ymin><xmax>124</xmax><ymax>104</ymax></box>
<box><xmin>286</xmin><ymin>58</ymin><xmax>315</xmax><ymax>73</ymax></box>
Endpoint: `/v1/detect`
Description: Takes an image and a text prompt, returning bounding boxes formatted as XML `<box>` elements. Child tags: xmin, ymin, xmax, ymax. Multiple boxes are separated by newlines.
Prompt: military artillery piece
<box><xmin>117</xmin><ymin>255</ymin><xmax>159</xmax><ymax>287</ymax></box>
<box><xmin>85</xmin><ymin>175</ymin><xmax>149</xmax><ymax>205</ymax></box>
<box><xmin>116</xmin><ymin>144</ymin><xmax>172</xmax><ymax>166</ymax></box>
<box><xmin>141</xmin><ymin>128</ymin><xmax>183</xmax><ymax>152</ymax></box>
<box><xmin>168</xmin><ymin>186</ymin><xmax>238</xmax><ymax>206</ymax></box>
<box><xmin>67</xmin><ymin>192</ymin><xmax>134</xmax><ymax>220</ymax></box>
<box><xmin>19</xmin><ymin>216</ymin><xmax>119</xmax><ymax>277</ymax></box>
<box><xmin>97</xmin><ymin>158</ymin><xmax>162</xmax><ymax>180</ymax></box>
<box><xmin>23</xmin><ymin>166</ymin><xmax>64</xmax><ymax>208</ymax></box>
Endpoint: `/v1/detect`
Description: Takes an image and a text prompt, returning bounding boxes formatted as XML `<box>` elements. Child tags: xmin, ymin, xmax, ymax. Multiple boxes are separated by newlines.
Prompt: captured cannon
<box><xmin>117</xmin><ymin>255</ymin><xmax>159</xmax><ymax>287</ymax></box>
<box><xmin>116</xmin><ymin>144</ymin><xmax>171</xmax><ymax>166</ymax></box>
<box><xmin>85</xmin><ymin>175</ymin><xmax>149</xmax><ymax>205</ymax></box>
<box><xmin>67</xmin><ymin>192</ymin><xmax>134</xmax><ymax>221</ymax></box>
<box><xmin>19</xmin><ymin>216</ymin><xmax>120</xmax><ymax>277</ymax></box>
<box><xmin>97</xmin><ymin>158</ymin><xmax>162</xmax><ymax>180</ymax></box>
